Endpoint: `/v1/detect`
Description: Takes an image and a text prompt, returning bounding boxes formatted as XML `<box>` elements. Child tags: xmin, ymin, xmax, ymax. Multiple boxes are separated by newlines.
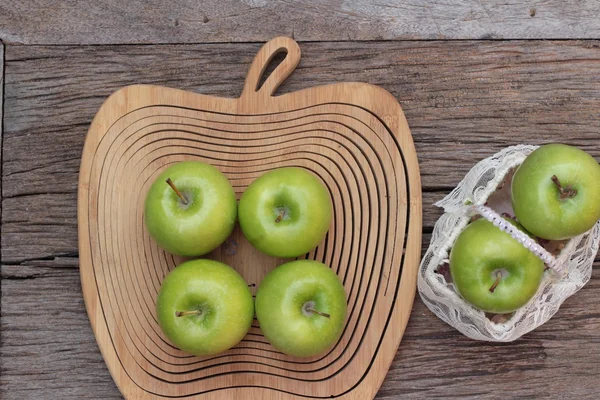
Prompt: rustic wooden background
<box><xmin>1</xmin><ymin>1</ymin><xmax>600</xmax><ymax>399</ymax></box>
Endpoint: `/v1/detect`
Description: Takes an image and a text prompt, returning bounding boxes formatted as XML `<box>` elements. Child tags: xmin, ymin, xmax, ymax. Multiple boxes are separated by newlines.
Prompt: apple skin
<box><xmin>156</xmin><ymin>259</ymin><xmax>254</xmax><ymax>356</ymax></box>
<box><xmin>238</xmin><ymin>167</ymin><xmax>332</xmax><ymax>258</ymax></box>
<box><xmin>255</xmin><ymin>260</ymin><xmax>346</xmax><ymax>358</ymax></box>
<box><xmin>511</xmin><ymin>144</ymin><xmax>600</xmax><ymax>240</ymax></box>
<box><xmin>449</xmin><ymin>218</ymin><xmax>545</xmax><ymax>314</ymax></box>
<box><xmin>145</xmin><ymin>161</ymin><xmax>237</xmax><ymax>256</ymax></box>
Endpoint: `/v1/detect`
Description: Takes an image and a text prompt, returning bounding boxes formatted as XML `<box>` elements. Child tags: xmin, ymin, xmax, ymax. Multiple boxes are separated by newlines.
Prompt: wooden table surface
<box><xmin>1</xmin><ymin>1</ymin><xmax>600</xmax><ymax>399</ymax></box>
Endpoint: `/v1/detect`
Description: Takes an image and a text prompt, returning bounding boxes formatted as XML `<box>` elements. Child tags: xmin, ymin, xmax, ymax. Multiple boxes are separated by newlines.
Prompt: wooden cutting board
<box><xmin>78</xmin><ymin>36</ymin><xmax>422</xmax><ymax>399</ymax></box>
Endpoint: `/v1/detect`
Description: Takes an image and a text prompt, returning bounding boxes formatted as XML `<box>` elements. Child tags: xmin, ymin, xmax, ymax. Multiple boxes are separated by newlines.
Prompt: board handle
<box><xmin>241</xmin><ymin>36</ymin><xmax>301</xmax><ymax>100</ymax></box>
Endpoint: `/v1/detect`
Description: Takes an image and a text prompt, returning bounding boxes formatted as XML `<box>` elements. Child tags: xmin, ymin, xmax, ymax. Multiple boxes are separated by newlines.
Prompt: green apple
<box><xmin>255</xmin><ymin>260</ymin><xmax>346</xmax><ymax>357</ymax></box>
<box><xmin>512</xmin><ymin>144</ymin><xmax>600</xmax><ymax>240</ymax></box>
<box><xmin>156</xmin><ymin>259</ymin><xmax>254</xmax><ymax>356</ymax></box>
<box><xmin>144</xmin><ymin>161</ymin><xmax>237</xmax><ymax>256</ymax></box>
<box><xmin>449</xmin><ymin>218</ymin><xmax>544</xmax><ymax>314</ymax></box>
<box><xmin>238</xmin><ymin>167</ymin><xmax>332</xmax><ymax>258</ymax></box>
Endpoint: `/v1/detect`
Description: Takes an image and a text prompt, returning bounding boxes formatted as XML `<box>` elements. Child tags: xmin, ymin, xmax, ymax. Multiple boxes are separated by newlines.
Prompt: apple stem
<box><xmin>275</xmin><ymin>209</ymin><xmax>285</xmax><ymax>223</ymax></box>
<box><xmin>551</xmin><ymin>175</ymin><xmax>577</xmax><ymax>200</ymax></box>
<box><xmin>166</xmin><ymin>178</ymin><xmax>189</xmax><ymax>205</ymax></box>
<box><xmin>175</xmin><ymin>310</ymin><xmax>202</xmax><ymax>317</ymax></box>
<box><xmin>306</xmin><ymin>307</ymin><xmax>330</xmax><ymax>319</ymax></box>
<box><xmin>489</xmin><ymin>271</ymin><xmax>503</xmax><ymax>293</ymax></box>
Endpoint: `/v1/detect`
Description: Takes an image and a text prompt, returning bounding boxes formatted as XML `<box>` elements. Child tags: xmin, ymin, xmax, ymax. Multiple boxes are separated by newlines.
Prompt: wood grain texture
<box><xmin>4</xmin><ymin>40</ymin><xmax>600</xmax><ymax>263</ymax></box>
<box><xmin>2</xmin><ymin>40</ymin><xmax>600</xmax><ymax>399</ymax></box>
<box><xmin>1</xmin><ymin>41</ymin><xmax>3</xmax><ymax>349</ymax></box>
<box><xmin>1</xmin><ymin>0</ymin><xmax>600</xmax><ymax>44</ymax></box>
<box><xmin>76</xmin><ymin>37</ymin><xmax>422</xmax><ymax>399</ymax></box>
<box><xmin>1</xmin><ymin>260</ymin><xmax>121</xmax><ymax>400</ymax></box>
<box><xmin>3</xmin><ymin>259</ymin><xmax>600</xmax><ymax>399</ymax></box>
<box><xmin>1</xmin><ymin>41</ymin><xmax>3</xmax><ymax>236</ymax></box>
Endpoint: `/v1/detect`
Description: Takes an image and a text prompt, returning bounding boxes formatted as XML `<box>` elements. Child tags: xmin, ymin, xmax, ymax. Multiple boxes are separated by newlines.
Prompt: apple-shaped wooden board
<box><xmin>78</xmin><ymin>36</ymin><xmax>422</xmax><ymax>399</ymax></box>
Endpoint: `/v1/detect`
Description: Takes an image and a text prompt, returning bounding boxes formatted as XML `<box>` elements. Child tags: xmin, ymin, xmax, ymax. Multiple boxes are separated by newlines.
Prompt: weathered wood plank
<box><xmin>1</xmin><ymin>41</ymin><xmax>4</xmax><ymax>235</ymax></box>
<box><xmin>1</xmin><ymin>41</ymin><xmax>4</xmax><ymax>335</ymax></box>
<box><xmin>0</xmin><ymin>260</ymin><xmax>121</xmax><ymax>400</ymax></box>
<box><xmin>3</xmin><ymin>41</ymin><xmax>600</xmax><ymax>262</ymax></box>
<box><xmin>1</xmin><ymin>0</ymin><xmax>600</xmax><ymax>44</ymax></box>
<box><xmin>2</xmin><ymin>258</ymin><xmax>600</xmax><ymax>399</ymax></box>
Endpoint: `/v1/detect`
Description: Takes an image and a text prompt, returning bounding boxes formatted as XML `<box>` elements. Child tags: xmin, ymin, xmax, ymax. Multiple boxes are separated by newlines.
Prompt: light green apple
<box><xmin>255</xmin><ymin>260</ymin><xmax>347</xmax><ymax>358</ymax></box>
<box><xmin>238</xmin><ymin>167</ymin><xmax>332</xmax><ymax>258</ymax></box>
<box><xmin>144</xmin><ymin>161</ymin><xmax>237</xmax><ymax>256</ymax></box>
<box><xmin>156</xmin><ymin>259</ymin><xmax>254</xmax><ymax>356</ymax></box>
<box><xmin>511</xmin><ymin>144</ymin><xmax>600</xmax><ymax>240</ymax></box>
<box><xmin>450</xmin><ymin>218</ymin><xmax>545</xmax><ymax>314</ymax></box>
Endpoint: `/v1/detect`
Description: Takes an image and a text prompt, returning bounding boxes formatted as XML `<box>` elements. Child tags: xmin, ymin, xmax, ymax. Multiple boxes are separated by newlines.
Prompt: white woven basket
<box><xmin>418</xmin><ymin>145</ymin><xmax>600</xmax><ymax>342</ymax></box>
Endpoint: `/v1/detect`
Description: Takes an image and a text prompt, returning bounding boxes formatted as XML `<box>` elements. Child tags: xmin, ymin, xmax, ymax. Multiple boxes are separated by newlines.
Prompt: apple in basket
<box><xmin>255</xmin><ymin>260</ymin><xmax>347</xmax><ymax>357</ymax></box>
<box><xmin>511</xmin><ymin>144</ymin><xmax>600</xmax><ymax>240</ymax></box>
<box><xmin>144</xmin><ymin>161</ymin><xmax>237</xmax><ymax>256</ymax></box>
<box><xmin>449</xmin><ymin>218</ymin><xmax>545</xmax><ymax>314</ymax></box>
<box><xmin>156</xmin><ymin>259</ymin><xmax>254</xmax><ymax>356</ymax></box>
<box><xmin>238</xmin><ymin>167</ymin><xmax>333</xmax><ymax>258</ymax></box>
